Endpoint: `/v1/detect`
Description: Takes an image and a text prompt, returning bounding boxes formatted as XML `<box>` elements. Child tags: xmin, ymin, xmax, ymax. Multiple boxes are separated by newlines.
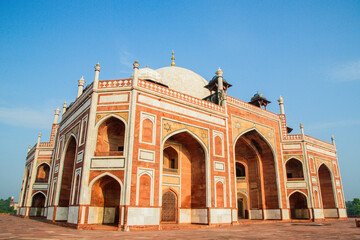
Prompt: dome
<box><xmin>156</xmin><ymin>66</ymin><xmax>209</xmax><ymax>99</ymax></box>
<box><xmin>132</xmin><ymin>67</ymin><xmax>162</xmax><ymax>84</ymax></box>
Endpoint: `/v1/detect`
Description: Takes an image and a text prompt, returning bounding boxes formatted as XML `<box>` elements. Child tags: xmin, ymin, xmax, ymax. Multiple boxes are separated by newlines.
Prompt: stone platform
<box><xmin>0</xmin><ymin>215</ymin><xmax>359</xmax><ymax>239</ymax></box>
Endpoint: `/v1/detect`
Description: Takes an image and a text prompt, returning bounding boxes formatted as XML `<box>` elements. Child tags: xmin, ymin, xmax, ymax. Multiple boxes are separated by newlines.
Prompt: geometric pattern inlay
<box><xmin>95</xmin><ymin>112</ymin><xmax>129</xmax><ymax>125</ymax></box>
<box><xmin>162</xmin><ymin>119</ymin><xmax>208</xmax><ymax>148</ymax></box>
<box><xmin>231</xmin><ymin>115</ymin><xmax>275</xmax><ymax>149</ymax></box>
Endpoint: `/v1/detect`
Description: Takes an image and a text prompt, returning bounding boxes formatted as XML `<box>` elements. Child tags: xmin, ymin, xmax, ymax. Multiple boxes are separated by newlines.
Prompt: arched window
<box><xmin>286</xmin><ymin>159</ymin><xmax>304</xmax><ymax>180</ymax></box>
<box><xmin>163</xmin><ymin>146</ymin><xmax>178</xmax><ymax>173</ymax></box>
<box><xmin>236</xmin><ymin>162</ymin><xmax>246</xmax><ymax>180</ymax></box>
<box><xmin>35</xmin><ymin>164</ymin><xmax>50</xmax><ymax>183</ymax></box>
<box><xmin>95</xmin><ymin>117</ymin><xmax>125</xmax><ymax>156</ymax></box>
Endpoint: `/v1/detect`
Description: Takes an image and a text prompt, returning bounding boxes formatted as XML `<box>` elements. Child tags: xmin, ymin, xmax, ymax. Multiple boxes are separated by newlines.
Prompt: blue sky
<box><xmin>0</xmin><ymin>1</ymin><xmax>359</xmax><ymax>201</ymax></box>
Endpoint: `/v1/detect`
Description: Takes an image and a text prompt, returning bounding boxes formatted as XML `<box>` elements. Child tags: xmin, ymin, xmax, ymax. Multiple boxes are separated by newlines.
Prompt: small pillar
<box><xmin>53</xmin><ymin>108</ymin><xmax>60</xmax><ymax>124</ymax></box>
<box><xmin>93</xmin><ymin>62</ymin><xmax>101</xmax><ymax>90</ymax></box>
<box><xmin>62</xmin><ymin>102</ymin><xmax>67</xmax><ymax>115</ymax></box>
<box><xmin>300</xmin><ymin>123</ymin><xmax>305</xmax><ymax>138</ymax></box>
<box><xmin>132</xmin><ymin>60</ymin><xmax>139</xmax><ymax>86</ymax></box>
<box><xmin>278</xmin><ymin>96</ymin><xmax>285</xmax><ymax>115</ymax></box>
<box><xmin>27</xmin><ymin>145</ymin><xmax>31</xmax><ymax>152</ymax></box>
<box><xmin>215</xmin><ymin>67</ymin><xmax>225</xmax><ymax>106</ymax></box>
<box><xmin>331</xmin><ymin>136</ymin><xmax>336</xmax><ymax>147</ymax></box>
<box><xmin>77</xmin><ymin>76</ymin><xmax>86</xmax><ymax>98</ymax></box>
<box><xmin>37</xmin><ymin>133</ymin><xmax>41</xmax><ymax>146</ymax></box>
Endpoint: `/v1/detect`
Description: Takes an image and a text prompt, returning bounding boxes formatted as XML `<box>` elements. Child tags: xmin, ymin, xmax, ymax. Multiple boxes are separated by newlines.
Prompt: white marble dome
<box><xmin>156</xmin><ymin>66</ymin><xmax>209</xmax><ymax>99</ymax></box>
<box><xmin>132</xmin><ymin>67</ymin><xmax>163</xmax><ymax>84</ymax></box>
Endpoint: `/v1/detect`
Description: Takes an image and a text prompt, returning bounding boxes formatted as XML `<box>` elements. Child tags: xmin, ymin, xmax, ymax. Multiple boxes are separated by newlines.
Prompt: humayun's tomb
<box><xmin>17</xmin><ymin>53</ymin><xmax>347</xmax><ymax>230</ymax></box>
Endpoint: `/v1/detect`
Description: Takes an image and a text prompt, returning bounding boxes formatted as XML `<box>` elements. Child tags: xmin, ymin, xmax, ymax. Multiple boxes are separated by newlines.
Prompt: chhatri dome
<box><xmin>155</xmin><ymin>51</ymin><xmax>209</xmax><ymax>99</ymax></box>
<box><xmin>132</xmin><ymin>66</ymin><xmax>163</xmax><ymax>85</ymax></box>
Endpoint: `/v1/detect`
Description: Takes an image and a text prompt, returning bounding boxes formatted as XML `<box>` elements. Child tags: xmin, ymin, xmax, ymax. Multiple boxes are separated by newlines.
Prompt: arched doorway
<box><xmin>95</xmin><ymin>117</ymin><xmax>125</xmax><ymax>156</ymax></box>
<box><xmin>286</xmin><ymin>159</ymin><xmax>304</xmax><ymax>180</ymax></box>
<box><xmin>318</xmin><ymin>164</ymin><xmax>337</xmax><ymax>218</ymax></box>
<box><xmin>31</xmin><ymin>192</ymin><xmax>45</xmax><ymax>217</ymax></box>
<box><xmin>58</xmin><ymin>137</ymin><xmax>77</xmax><ymax>207</ymax></box>
<box><xmin>289</xmin><ymin>192</ymin><xmax>309</xmax><ymax>219</ymax></box>
<box><xmin>35</xmin><ymin>163</ymin><xmax>50</xmax><ymax>183</ymax></box>
<box><xmin>237</xmin><ymin>192</ymin><xmax>248</xmax><ymax>219</ymax></box>
<box><xmin>162</xmin><ymin>131</ymin><xmax>206</xmax><ymax>223</ymax></box>
<box><xmin>234</xmin><ymin>130</ymin><xmax>279</xmax><ymax>219</ymax></box>
<box><xmin>161</xmin><ymin>190</ymin><xmax>177</xmax><ymax>223</ymax></box>
<box><xmin>91</xmin><ymin>175</ymin><xmax>121</xmax><ymax>225</ymax></box>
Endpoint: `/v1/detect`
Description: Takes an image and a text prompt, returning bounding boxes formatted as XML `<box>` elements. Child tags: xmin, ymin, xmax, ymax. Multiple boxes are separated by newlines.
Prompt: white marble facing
<box><xmin>55</xmin><ymin>207</ymin><xmax>68</xmax><ymax>221</ymax></box>
<box><xmin>138</xmin><ymin>94</ymin><xmax>225</xmax><ymax>126</ymax></box>
<box><xmin>67</xmin><ymin>206</ymin><xmax>79</xmax><ymax>224</ymax></box>
<box><xmin>210</xmin><ymin>209</ymin><xmax>231</xmax><ymax>224</ymax></box>
<box><xmin>20</xmin><ymin>207</ymin><xmax>26</xmax><ymax>216</ymax></box>
<box><xmin>88</xmin><ymin>207</ymin><xmax>104</xmax><ymax>224</ymax></box>
<box><xmin>306</xmin><ymin>145</ymin><xmax>336</xmax><ymax>157</ymax></box>
<box><xmin>99</xmin><ymin>94</ymin><xmax>128</xmax><ymax>104</ymax></box>
<box><xmin>29</xmin><ymin>207</ymin><xmax>44</xmax><ymax>217</ymax></box>
<box><xmin>103</xmin><ymin>207</ymin><xmax>116</xmax><ymax>224</ymax></box>
<box><xmin>126</xmin><ymin>207</ymin><xmax>160</xmax><ymax>226</ymax></box>
<box><xmin>283</xmin><ymin>144</ymin><xmax>301</xmax><ymax>150</ymax></box>
<box><xmin>90</xmin><ymin>158</ymin><xmax>125</xmax><ymax>168</ymax></box>
<box><xmin>191</xmin><ymin>209</ymin><xmax>208</xmax><ymax>224</ymax></box>
<box><xmin>32</xmin><ymin>183</ymin><xmax>48</xmax><ymax>190</ymax></box>
<box><xmin>138</xmin><ymin>149</ymin><xmax>155</xmax><ymax>162</ymax></box>
<box><xmin>339</xmin><ymin>208</ymin><xmax>347</xmax><ymax>218</ymax></box>
<box><xmin>179</xmin><ymin>209</ymin><xmax>191</xmax><ymax>223</ymax></box>
<box><xmin>39</xmin><ymin>150</ymin><xmax>53</xmax><ymax>156</ymax></box>
<box><xmin>286</xmin><ymin>181</ymin><xmax>307</xmax><ymax>189</ymax></box>
<box><xmin>313</xmin><ymin>209</ymin><xmax>324</xmax><ymax>219</ymax></box>
<box><xmin>311</xmin><ymin>176</ymin><xmax>317</xmax><ymax>184</ymax></box>
<box><xmin>214</xmin><ymin>161</ymin><xmax>225</xmax><ymax>172</ymax></box>
<box><xmin>60</xmin><ymin>98</ymin><xmax>91</xmax><ymax>132</ymax></box>
<box><xmin>282</xmin><ymin>209</ymin><xmax>290</xmax><ymax>220</ymax></box>
<box><xmin>232</xmin><ymin>209</ymin><xmax>237</xmax><ymax>222</ymax></box>
<box><xmin>249</xmin><ymin>210</ymin><xmax>263</xmax><ymax>220</ymax></box>
<box><xmin>324</xmin><ymin>209</ymin><xmax>339</xmax><ymax>218</ymax></box>
<box><xmin>47</xmin><ymin>207</ymin><xmax>54</xmax><ymax>220</ymax></box>
<box><xmin>264</xmin><ymin>209</ymin><xmax>281</xmax><ymax>220</ymax></box>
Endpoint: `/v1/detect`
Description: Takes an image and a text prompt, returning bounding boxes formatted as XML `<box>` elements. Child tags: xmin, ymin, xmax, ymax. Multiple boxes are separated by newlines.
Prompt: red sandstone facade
<box><xmin>17</xmin><ymin>59</ymin><xmax>347</xmax><ymax>230</ymax></box>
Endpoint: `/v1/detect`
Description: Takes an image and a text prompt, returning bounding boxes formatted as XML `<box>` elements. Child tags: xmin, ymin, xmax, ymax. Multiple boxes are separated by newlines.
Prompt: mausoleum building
<box><xmin>17</xmin><ymin>54</ymin><xmax>347</xmax><ymax>230</ymax></box>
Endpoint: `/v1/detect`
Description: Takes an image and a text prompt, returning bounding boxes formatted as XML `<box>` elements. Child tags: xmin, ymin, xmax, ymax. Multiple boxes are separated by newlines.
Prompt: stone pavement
<box><xmin>0</xmin><ymin>215</ymin><xmax>359</xmax><ymax>239</ymax></box>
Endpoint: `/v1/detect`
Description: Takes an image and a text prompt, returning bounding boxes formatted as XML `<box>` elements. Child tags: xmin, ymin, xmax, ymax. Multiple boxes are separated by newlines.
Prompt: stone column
<box><xmin>77</xmin><ymin>76</ymin><xmax>86</xmax><ymax>98</ymax></box>
<box><xmin>278</xmin><ymin>96</ymin><xmax>285</xmax><ymax>115</ymax></box>
<box><xmin>53</xmin><ymin>108</ymin><xmax>60</xmax><ymax>124</ymax></box>
<box><xmin>62</xmin><ymin>102</ymin><xmax>67</xmax><ymax>115</ymax></box>
<box><xmin>215</xmin><ymin>67</ymin><xmax>225</xmax><ymax>107</ymax></box>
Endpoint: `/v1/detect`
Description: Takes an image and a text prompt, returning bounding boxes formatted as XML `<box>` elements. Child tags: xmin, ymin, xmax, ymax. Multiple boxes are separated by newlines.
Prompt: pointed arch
<box><xmin>160</xmin><ymin>128</ymin><xmax>210</xmax><ymax>207</ymax></box>
<box><xmin>95</xmin><ymin>113</ymin><xmax>128</xmax><ymax>129</ymax></box>
<box><xmin>285</xmin><ymin>158</ymin><xmax>304</xmax><ymax>180</ymax></box>
<box><xmin>57</xmin><ymin>135</ymin><xmax>77</xmax><ymax>207</ymax></box>
<box><xmin>233</xmin><ymin>128</ymin><xmax>276</xmax><ymax>157</ymax></box>
<box><xmin>161</xmin><ymin>188</ymin><xmax>178</xmax><ymax>223</ymax></box>
<box><xmin>288</xmin><ymin>190</ymin><xmax>310</xmax><ymax>219</ymax></box>
<box><xmin>88</xmin><ymin>172</ymin><xmax>124</xmax><ymax>205</ymax></box>
<box><xmin>233</xmin><ymin>128</ymin><xmax>281</xmax><ymax>211</ymax></box>
<box><xmin>318</xmin><ymin>163</ymin><xmax>337</xmax><ymax>209</ymax></box>
<box><xmin>95</xmin><ymin>115</ymin><xmax>127</xmax><ymax>157</ymax></box>
<box><xmin>35</xmin><ymin>163</ymin><xmax>51</xmax><ymax>183</ymax></box>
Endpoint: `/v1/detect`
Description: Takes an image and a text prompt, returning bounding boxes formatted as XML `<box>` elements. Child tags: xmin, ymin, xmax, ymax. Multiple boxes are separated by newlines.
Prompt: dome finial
<box><xmin>171</xmin><ymin>50</ymin><xmax>175</xmax><ymax>66</ymax></box>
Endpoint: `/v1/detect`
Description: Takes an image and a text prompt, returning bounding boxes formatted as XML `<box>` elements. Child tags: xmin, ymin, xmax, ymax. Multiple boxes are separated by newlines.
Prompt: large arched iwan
<box><xmin>234</xmin><ymin>130</ymin><xmax>279</xmax><ymax>210</ymax></box>
<box><xmin>58</xmin><ymin>137</ymin><xmax>77</xmax><ymax>207</ymax></box>
<box><xmin>91</xmin><ymin>175</ymin><xmax>121</xmax><ymax>225</ymax></box>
